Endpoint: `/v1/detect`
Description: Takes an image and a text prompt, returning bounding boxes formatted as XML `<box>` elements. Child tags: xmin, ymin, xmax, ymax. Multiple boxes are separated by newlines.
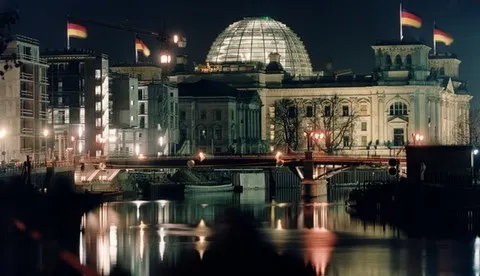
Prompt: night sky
<box><xmin>7</xmin><ymin>0</ymin><xmax>480</xmax><ymax>102</ymax></box>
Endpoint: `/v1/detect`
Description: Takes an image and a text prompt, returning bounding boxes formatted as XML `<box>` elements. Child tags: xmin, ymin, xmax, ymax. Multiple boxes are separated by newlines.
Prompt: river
<box><xmin>76</xmin><ymin>187</ymin><xmax>480</xmax><ymax>276</ymax></box>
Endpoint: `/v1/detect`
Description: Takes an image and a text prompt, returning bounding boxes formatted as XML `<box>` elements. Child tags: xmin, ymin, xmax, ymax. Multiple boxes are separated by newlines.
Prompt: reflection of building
<box><xmin>170</xmin><ymin>17</ymin><xmax>473</xmax><ymax>154</ymax></box>
<box><xmin>178</xmin><ymin>79</ymin><xmax>262</xmax><ymax>154</ymax></box>
<box><xmin>109</xmin><ymin>64</ymin><xmax>179</xmax><ymax>156</ymax></box>
<box><xmin>0</xmin><ymin>35</ymin><xmax>49</xmax><ymax>162</ymax></box>
<box><xmin>42</xmin><ymin>49</ymin><xmax>109</xmax><ymax>158</ymax></box>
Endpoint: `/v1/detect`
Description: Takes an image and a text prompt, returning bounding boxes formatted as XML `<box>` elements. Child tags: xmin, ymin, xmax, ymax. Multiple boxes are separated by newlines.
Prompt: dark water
<box><xmin>78</xmin><ymin>188</ymin><xmax>480</xmax><ymax>276</ymax></box>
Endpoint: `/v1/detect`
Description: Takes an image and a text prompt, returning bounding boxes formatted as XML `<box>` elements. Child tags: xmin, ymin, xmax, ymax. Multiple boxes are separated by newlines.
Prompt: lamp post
<box><xmin>411</xmin><ymin>133</ymin><xmax>424</xmax><ymax>145</ymax></box>
<box><xmin>0</xmin><ymin>129</ymin><xmax>6</xmax><ymax>164</ymax></box>
<box><xmin>43</xmin><ymin>129</ymin><xmax>49</xmax><ymax>165</ymax></box>
<box><xmin>472</xmin><ymin>148</ymin><xmax>478</xmax><ymax>185</ymax></box>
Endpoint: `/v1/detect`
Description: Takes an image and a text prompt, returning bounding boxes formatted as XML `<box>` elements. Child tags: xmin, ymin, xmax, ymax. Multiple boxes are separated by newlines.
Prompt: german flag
<box><xmin>401</xmin><ymin>10</ymin><xmax>422</xmax><ymax>28</ymax></box>
<box><xmin>67</xmin><ymin>23</ymin><xmax>87</xmax><ymax>39</ymax></box>
<box><xmin>135</xmin><ymin>37</ymin><xmax>151</xmax><ymax>57</ymax></box>
<box><xmin>434</xmin><ymin>26</ymin><xmax>454</xmax><ymax>46</ymax></box>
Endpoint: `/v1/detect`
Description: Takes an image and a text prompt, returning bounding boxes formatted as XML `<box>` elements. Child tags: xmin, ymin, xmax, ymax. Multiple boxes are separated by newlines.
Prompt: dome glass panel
<box><xmin>206</xmin><ymin>17</ymin><xmax>313</xmax><ymax>77</ymax></box>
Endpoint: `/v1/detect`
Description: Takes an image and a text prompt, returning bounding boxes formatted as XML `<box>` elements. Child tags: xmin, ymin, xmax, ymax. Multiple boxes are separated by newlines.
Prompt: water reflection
<box><xmin>80</xmin><ymin>189</ymin><xmax>479</xmax><ymax>276</ymax></box>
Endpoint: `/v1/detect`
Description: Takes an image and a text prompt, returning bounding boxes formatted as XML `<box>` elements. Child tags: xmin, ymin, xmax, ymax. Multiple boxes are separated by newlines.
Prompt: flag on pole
<box><xmin>135</xmin><ymin>37</ymin><xmax>151</xmax><ymax>57</ymax></box>
<box><xmin>67</xmin><ymin>23</ymin><xmax>88</xmax><ymax>39</ymax></box>
<box><xmin>401</xmin><ymin>10</ymin><xmax>422</xmax><ymax>28</ymax></box>
<box><xmin>434</xmin><ymin>26</ymin><xmax>454</xmax><ymax>46</ymax></box>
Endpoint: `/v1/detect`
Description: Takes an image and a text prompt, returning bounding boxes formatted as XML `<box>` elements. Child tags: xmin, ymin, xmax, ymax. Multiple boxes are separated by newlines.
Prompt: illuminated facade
<box><xmin>42</xmin><ymin>49</ymin><xmax>109</xmax><ymax>158</ymax></box>
<box><xmin>108</xmin><ymin>66</ymin><xmax>179</xmax><ymax>157</ymax></box>
<box><xmin>0</xmin><ymin>35</ymin><xmax>49</xmax><ymax>162</ymax></box>
<box><xmin>206</xmin><ymin>17</ymin><xmax>313</xmax><ymax>77</ymax></box>
<box><xmin>173</xmin><ymin>35</ymin><xmax>472</xmax><ymax>154</ymax></box>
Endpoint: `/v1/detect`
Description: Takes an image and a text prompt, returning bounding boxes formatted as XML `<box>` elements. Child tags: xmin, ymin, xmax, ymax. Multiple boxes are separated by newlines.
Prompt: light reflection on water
<box><xmin>81</xmin><ymin>188</ymin><xmax>480</xmax><ymax>276</ymax></box>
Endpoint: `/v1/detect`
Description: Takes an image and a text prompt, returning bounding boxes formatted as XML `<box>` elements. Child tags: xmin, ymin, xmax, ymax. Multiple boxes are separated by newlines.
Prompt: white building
<box><xmin>171</xmin><ymin>17</ymin><xmax>472</xmax><ymax>155</ymax></box>
<box><xmin>0</xmin><ymin>35</ymin><xmax>49</xmax><ymax>163</ymax></box>
<box><xmin>109</xmin><ymin>64</ymin><xmax>179</xmax><ymax>157</ymax></box>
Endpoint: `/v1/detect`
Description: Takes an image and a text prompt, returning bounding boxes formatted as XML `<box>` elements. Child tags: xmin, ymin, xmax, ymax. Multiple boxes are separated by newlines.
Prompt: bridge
<box><xmin>104</xmin><ymin>155</ymin><xmax>405</xmax><ymax>169</ymax></box>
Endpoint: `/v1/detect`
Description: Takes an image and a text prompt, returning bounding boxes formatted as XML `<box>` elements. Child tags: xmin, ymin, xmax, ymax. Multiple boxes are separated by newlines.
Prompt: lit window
<box><xmin>269</xmin><ymin>106</ymin><xmax>275</xmax><ymax>118</ymax></box>
<box><xmin>131</xmin><ymin>116</ymin><xmax>134</xmax><ymax>121</ymax></box>
<box><xmin>95</xmin><ymin>69</ymin><xmax>101</xmax><ymax>80</ymax></box>
<box><xmin>96</xmin><ymin>118</ymin><xmax>101</xmax><ymax>127</ymax></box>
<box><xmin>95</xmin><ymin>85</ymin><xmax>101</xmax><ymax>96</ymax></box>
<box><xmin>95</xmin><ymin>102</ymin><xmax>101</xmax><ymax>111</ymax></box>
<box><xmin>130</xmin><ymin>100</ymin><xmax>134</xmax><ymax>106</ymax></box>
<box><xmin>270</xmin><ymin>130</ymin><xmax>275</xmax><ymax>140</ymax></box>
<box><xmin>389</xmin><ymin>102</ymin><xmax>408</xmax><ymax>116</ymax></box>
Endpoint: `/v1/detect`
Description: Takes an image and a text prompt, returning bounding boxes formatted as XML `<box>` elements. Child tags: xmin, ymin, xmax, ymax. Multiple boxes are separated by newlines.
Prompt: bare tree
<box><xmin>310</xmin><ymin>95</ymin><xmax>358</xmax><ymax>154</ymax></box>
<box><xmin>470</xmin><ymin>108</ymin><xmax>480</xmax><ymax>146</ymax></box>
<box><xmin>0</xmin><ymin>9</ymin><xmax>21</xmax><ymax>79</ymax></box>
<box><xmin>271</xmin><ymin>98</ymin><xmax>302</xmax><ymax>151</ymax></box>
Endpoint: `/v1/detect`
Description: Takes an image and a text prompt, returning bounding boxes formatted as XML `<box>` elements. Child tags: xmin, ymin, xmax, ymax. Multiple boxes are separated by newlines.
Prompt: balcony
<box><xmin>20</xmin><ymin>72</ymin><xmax>34</xmax><ymax>81</ymax></box>
<box><xmin>21</xmin><ymin>109</ymin><xmax>34</xmax><ymax>117</ymax></box>
<box><xmin>40</xmin><ymin>94</ymin><xmax>49</xmax><ymax>102</ymax></box>
<box><xmin>21</xmin><ymin>127</ymin><xmax>34</xmax><ymax>135</ymax></box>
<box><xmin>40</xmin><ymin>76</ymin><xmax>48</xmax><ymax>84</ymax></box>
<box><xmin>20</xmin><ymin>90</ymin><xmax>34</xmax><ymax>99</ymax></box>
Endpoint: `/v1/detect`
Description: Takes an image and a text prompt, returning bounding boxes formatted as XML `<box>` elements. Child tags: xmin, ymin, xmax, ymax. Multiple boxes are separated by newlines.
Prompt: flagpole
<box><xmin>433</xmin><ymin>21</ymin><xmax>436</xmax><ymax>55</ymax></box>
<box><xmin>66</xmin><ymin>20</ymin><xmax>70</xmax><ymax>50</ymax></box>
<box><xmin>134</xmin><ymin>34</ymin><xmax>138</xmax><ymax>64</ymax></box>
<box><xmin>399</xmin><ymin>2</ymin><xmax>403</xmax><ymax>41</ymax></box>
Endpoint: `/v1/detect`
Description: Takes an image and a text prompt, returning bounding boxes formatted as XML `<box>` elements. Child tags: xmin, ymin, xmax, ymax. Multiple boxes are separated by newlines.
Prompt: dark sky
<box><xmin>8</xmin><ymin>0</ymin><xmax>480</xmax><ymax>102</ymax></box>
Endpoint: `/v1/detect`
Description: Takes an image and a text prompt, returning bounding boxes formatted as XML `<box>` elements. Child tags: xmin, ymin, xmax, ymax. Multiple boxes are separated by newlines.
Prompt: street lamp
<box><xmin>472</xmin><ymin>148</ymin><xmax>478</xmax><ymax>185</ymax></box>
<box><xmin>412</xmin><ymin>133</ymin><xmax>424</xmax><ymax>145</ymax></box>
<box><xmin>43</xmin><ymin>129</ymin><xmax>49</xmax><ymax>165</ymax></box>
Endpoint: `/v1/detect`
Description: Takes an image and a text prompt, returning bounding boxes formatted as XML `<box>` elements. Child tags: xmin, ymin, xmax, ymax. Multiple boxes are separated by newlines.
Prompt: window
<box><xmin>58</xmin><ymin>97</ymin><xmax>63</xmax><ymax>105</ymax></box>
<box><xmin>406</xmin><ymin>55</ymin><xmax>412</xmax><ymax>68</ymax></box>
<box><xmin>306</xmin><ymin>106</ymin><xmax>314</xmax><ymax>117</ymax></box>
<box><xmin>269</xmin><ymin>106</ymin><xmax>275</xmax><ymax>118</ymax></box>
<box><xmin>393</xmin><ymin>128</ymin><xmax>404</xmax><ymax>146</ymax></box>
<box><xmin>58</xmin><ymin>81</ymin><xmax>63</xmax><ymax>92</ymax></box>
<box><xmin>360</xmin><ymin>104</ymin><xmax>368</xmax><ymax>116</ymax></box>
<box><xmin>95</xmin><ymin>102</ymin><xmax>101</xmax><ymax>111</ymax></box>
<box><xmin>200</xmin><ymin>110</ymin><xmax>207</xmax><ymax>120</ymax></box>
<box><xmin>324</xmin><ymin>105</ymin><xmax>331</xmax><ymax>117</ymax></box>
<box><xmin>139</xmin><ymin>117</ymin><xmax>145</xmax><ymax>128</ymax></box>
<box><xmin>361</xmin><ymin>136</ymin><xmax>368</xmax><ymax>147</ymax></box>
<box><xmin>214</xmin><ymin>110</ymin><xmax>222</xmax><ymax>121</ymax></box>
<box><xmin>138</xmin><ymin>132</ymin><xmax>143</xmax><ymax>138</ymax></box>
<box><xmin>231</xmin><ymin>111</ymin><xmax>234</xmax><ymax>120</ymax></box>
<box><xmin>130</xmin><ymin>100</ymin><xmax>134</xmax><ymax>106</ymax></box>
<box><xmin>270</xmin><ymin>130</ymin><xmax>275</xmax><ymax>140</ymax></box>
<box><xmin>389</xmin><ymin>102</ymin><xmax>408</xmax><ymax>116</ymax></box>
<box><xmin>214</xmin><ymin>127</ymin><xmax>222</xmax><ymax>140</ymax></box>
<box><xmin>343</xmin><ymin>136</ymin><xmax>350</xmax><ymax>147</ymax></box>
<box><xmin>180</xmin><ymin>111</ymin><xmax>186</xmax><ymax>120</ymax></box>
<box><xmin>95</xmin><ymin>85</ymin><xmax>101</xmax><ymax>96</ymax></box>
<box><xmin>361</xmin><ymin>122</ymin><xmax>367</xmax><ymax>131</ymax></box>
<box><xmin>199</xmin><ymin>127</ymin><xmax>207</xmax><ymax>140</ymax></box>
<box><xmin>385</xmin><ymin>55</ymin><xmax>392</xmax><ymax>68</ymax></box>
<box><xmin>395</xmin><ymin>55</ymin><xmax>402</xmax><ymax>67</ymax></box>
<box><xmin>342</xmin><ymin>105</ymin><xmax>349</xmax><ymax>116</ymax></box>
<box><xmin>139</xmin><ymin>103</ymin><xmax>146</xmax><ymax>114</ymax></box>
<box><xmin>130</xmin><ymin>116</ymin><xmax>134</xmax><ymax>121</ymax></box>
<box><xmin>95</xmin><ymin>69</ymin><xmax>101</xmax><ymax>80</ymax></box>
<box><xmin>80</xmin><ymin>108</ymin><xmax>85</xmax><ymax>124</ymax></box>
<box><xmin>95</xmin><ymin>118</ymin><xmax>101</xmax><ymax>127</ymax></box>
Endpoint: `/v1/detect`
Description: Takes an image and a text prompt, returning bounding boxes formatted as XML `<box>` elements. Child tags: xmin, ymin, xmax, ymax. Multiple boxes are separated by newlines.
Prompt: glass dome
<box><xmin>206</xmin><ymin>17</ymin><xmax>313</xmax><ymax>77</ymax></box>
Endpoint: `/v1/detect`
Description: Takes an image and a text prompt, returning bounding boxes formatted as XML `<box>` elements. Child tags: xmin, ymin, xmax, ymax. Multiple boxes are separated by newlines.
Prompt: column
<box><xmin>439</xmin><ymin>99</ymin><xmax>444</xmax><ymax>144</ymax></box>
<box><xmin>434</xmin><ymin>98</ymin><xmax>440</xmax><ymax>144</ymax></box>
<box><xmin>377</xmin><ymin>95</ymin><xmax>385</xmax><ymax>144</ymax></box>
<box><xmin>408</xmin><ymin>94</ymin><xmax>416</xmax><ymax>143</ymax></box>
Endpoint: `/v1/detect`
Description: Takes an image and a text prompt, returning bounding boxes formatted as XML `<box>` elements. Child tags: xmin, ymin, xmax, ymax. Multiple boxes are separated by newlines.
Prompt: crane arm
<box><xmin>66</xmin><ymin>15</ymin><xmax>161</xmax><ymax>37</ymax></box>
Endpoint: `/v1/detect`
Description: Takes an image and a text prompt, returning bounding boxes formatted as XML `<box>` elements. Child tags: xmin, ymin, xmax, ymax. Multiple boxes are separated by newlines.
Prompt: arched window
<box><xmin>389</xmin><ymin>102</ymin><xmax>408</xmax><ymax>116</ymax></box>
<box><xmin>439</xmin><ymin>67</ymin><xmax>445</xmax><ymax>76</ymax></box>
<box><xmin>197</xmin><ymin>125</ymin><xmax>207</xmax><ymax>140</ymax></box>
<box><xmin>405</xmin><ymin>55</ymin><xmax>412</xmax><ymax>68</ymax></box>
<box><xmin>385</xmin><ymin>55</ymin><xmax>392</xmax><ymax>68</ymax></box>
<box><xmin>395</xmin><ymin>55</ymin><xmax>402</xmax><ymax>68</ymax></box>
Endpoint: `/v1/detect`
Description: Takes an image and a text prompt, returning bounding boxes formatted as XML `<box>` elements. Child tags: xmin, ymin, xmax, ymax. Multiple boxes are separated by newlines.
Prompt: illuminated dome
<box><xmin>206</xmin><ymin>17</ymin><xmax>313</xmax><ymax>77</ymax></box>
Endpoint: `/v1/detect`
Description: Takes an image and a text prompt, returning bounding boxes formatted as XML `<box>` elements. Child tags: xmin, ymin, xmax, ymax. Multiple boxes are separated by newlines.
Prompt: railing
<box><xmin>40</xmin><ymin>76</ymin><xmax>48</xmax><ymax>83</ymax></box>
<box><xmin>20</xmin><ymin>90</ymin><xmax>34</xmax><ymax>99</ymax></box>
<box><xmin>21</xmin><ymin>109</ymin><xmax>34</xmax><ymax>117</ymax></box>
<box><xmin>20</xmin><ymin>72</ymin><xmax>34</xmax><ymax>81</ymax></box>
<box><xmin>40</xmin><ymin>94</ymin><xmax>49</xmax><ymax>102</ymax></box>
<box><xmin>21</xmin><ymin>127</ymin><xmax>34</xmax><ymax>135</ymax></box>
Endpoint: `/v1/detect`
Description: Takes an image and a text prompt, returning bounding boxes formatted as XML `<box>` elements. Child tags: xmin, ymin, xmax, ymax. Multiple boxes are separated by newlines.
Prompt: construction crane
<box><xmin>66</xmin><ymin>15</ymin><xmax>186</xmax><ymax>63</ymax></box>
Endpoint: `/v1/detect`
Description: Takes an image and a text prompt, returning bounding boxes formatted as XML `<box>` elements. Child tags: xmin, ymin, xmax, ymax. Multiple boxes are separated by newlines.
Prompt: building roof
<box><xmin>41</xmin><ymin>48</ymin><xmax>108</xmax><ymax>60</ymax></box>
<box><xmin>429</xmin><ymin>52</ymin><xmax>459</xmax><ymax>60</ymax></box>
<box><xmin>205</xmin><ymin>17</ymin><xmax>313</xmax><ymax>77</ymax></box>
<box><xmin>373</xmin><ymin>40</ymin><xmax>429</xmax><ymax>46</ymax></box>
<box><xmin>110</xmin><ymin>62</ymin><xmax>161</xmax><ymax>68</ymax></box>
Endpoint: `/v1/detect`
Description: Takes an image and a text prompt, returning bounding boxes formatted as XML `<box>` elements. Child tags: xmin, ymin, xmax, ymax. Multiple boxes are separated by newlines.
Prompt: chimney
<box><xmin>268</xmin><ymin>52</ymin><xmax>281</xmax><ymax>63</ymax></box>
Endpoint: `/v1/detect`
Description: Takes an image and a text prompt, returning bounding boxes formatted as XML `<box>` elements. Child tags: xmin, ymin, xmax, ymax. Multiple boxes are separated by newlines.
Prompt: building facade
<box><xmin>178</xmin><ymin>79</ymin><xmax>262</xmax><ymax>155</ymax></box>
<box><xmin>42</xmin><ymin>49</ymin><xmax>109</xmax><ymax>159</ymax></box>
<box><xmin>108</xmin><ymin>64</ymin><xmax>179</xmax><ymax>157</ymax></box>
<box><xmin>0</xmin><ymin>35</ymin><xmax>49</xmax><ymax>163</ymax></box>
<box><xmin>170</xmin><ymin>17</ymin><xmax>473</xmax><ymax>155</ymax></box>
